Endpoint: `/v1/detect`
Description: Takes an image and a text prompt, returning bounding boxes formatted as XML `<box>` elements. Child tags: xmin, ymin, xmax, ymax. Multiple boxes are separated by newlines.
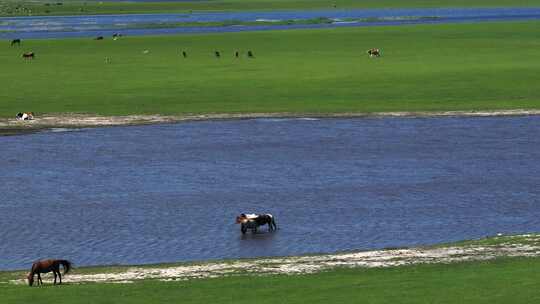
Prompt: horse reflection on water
<box><xmin>236</xmin><ymin>213</ymin><xmax>277</xmax><ymax>234</ymax></box>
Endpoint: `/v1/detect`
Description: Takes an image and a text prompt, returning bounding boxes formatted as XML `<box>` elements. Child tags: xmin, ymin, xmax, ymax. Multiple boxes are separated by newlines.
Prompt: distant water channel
<box><xmin>1</xmin><ymin>7</ymin><xmax>540</xmax><ymax>39</ymax></box>
<box><xmin>1</xmin><ymin>116</ymin><xmax>540</xmax><ymax>270</ymax></box>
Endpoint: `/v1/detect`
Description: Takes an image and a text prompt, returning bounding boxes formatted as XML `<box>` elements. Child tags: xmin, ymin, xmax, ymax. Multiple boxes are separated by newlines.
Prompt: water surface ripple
<box><xmin>1</xmin><ymin>7</ymin><xmax>539</xmax><ymax>39</ymax></box>
<box><xmin>0</xmin><ymin>116</ymin><xmax>539</xmax><ymax>270</ymax></box>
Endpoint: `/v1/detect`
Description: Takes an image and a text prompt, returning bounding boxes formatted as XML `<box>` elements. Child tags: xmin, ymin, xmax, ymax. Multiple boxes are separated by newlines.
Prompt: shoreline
<box><xmin>4</xmin><ymin>234</ymin><xmax>540</xmax><ymax>284</ymax></box>
<box><xmin>3</xmin><ymin>2</ymin><xmax>540</xmax><ymax>18</ymax></box>
<box><xmin>2</xmin><ymin>109</ymin><xmax>540</xmax><ymax>136</ymax></box>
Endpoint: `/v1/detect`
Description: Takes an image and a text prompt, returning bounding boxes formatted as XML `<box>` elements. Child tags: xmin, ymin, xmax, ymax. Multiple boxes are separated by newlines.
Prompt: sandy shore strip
<box><xmin>2</xmin><ymin>109</ymin><xmax>540</xmax><ymax>135</ymax></box>
<box><xmin>7</xmin><ymin>234</ymin><xmax>540</xmax><ymax>284</ymax></box>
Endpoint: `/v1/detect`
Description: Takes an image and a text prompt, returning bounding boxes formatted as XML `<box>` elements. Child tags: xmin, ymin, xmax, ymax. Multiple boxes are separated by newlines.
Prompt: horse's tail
<box><xmin>269</xmin><ymin>214</ymin><xmax>277</xmax><ymax>230</ymax></box>
<box><xmin>58</xmin><ymin>260</ymin><xmax>72</xmax><ymax>275</ymax></box>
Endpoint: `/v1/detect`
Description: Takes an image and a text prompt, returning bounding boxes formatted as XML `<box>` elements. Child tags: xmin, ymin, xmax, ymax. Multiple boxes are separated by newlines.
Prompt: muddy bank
<box><xmin>2</xmin><ymin>109</ymin><xmax>540</xmax><ymax>136</ymax></box>
<box><xmin>7</xmin><ymin>234</ymin><xmax>540</xmax><ymax>284</ymax></box>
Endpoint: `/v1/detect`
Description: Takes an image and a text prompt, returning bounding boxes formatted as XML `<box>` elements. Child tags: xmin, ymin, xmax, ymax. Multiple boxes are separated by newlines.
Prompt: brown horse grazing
<box><xmin>22</xmin><ymin>52</ymin><xmax>35</xmax><ymax>59</ymax></box>
<box><xmin>27</xmin><ymin>259</ymin><xmax>72</xmax><ymax>286</ymax></box>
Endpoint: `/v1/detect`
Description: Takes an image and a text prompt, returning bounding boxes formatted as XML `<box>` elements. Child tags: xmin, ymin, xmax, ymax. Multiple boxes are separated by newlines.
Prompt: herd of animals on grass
<box><xmin>9</xmin><ymin>36</ymin><xmax>381</xmax><ymax>63</ymax></box>
<box><xmin>8</xmin><ymin>35</ymin><xmax>380</xmax><ymax>121</ymax></box>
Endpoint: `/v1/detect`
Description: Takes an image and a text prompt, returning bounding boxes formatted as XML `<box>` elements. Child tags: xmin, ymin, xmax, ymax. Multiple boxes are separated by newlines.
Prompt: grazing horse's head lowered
<box><xmin>27</xmin><ymin>272</ymin><xmax>34</xmax><ymax>286</ymax></box>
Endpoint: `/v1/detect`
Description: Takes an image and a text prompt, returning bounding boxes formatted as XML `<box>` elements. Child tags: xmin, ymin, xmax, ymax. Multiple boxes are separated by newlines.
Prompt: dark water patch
<box><xmin>1</xmin><ymin>7</ymin><xmax>540</xmax><ymax>39</ymax></box>
<box><xmin>0</xmin><ymin>116</ymin><xmax>539</xmax><ymax>270</ymax></box>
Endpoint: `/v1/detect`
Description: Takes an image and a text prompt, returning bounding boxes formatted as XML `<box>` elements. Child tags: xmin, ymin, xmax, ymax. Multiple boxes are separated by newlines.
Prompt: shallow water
<box><xmin>1</xmin><ymin>7</ymin><xmax>540</xmax><ymax>39</ymax></box>
<box><xmin>0</xmin><ymin>116</ymin><xmax>539</xmax><ymax>270</ymax></box>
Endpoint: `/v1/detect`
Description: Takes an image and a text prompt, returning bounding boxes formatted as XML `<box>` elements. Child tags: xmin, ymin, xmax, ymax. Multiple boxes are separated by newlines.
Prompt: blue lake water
<box><xmin>1</xmin><ymin>7</ymin><xmax>539</xmax><ymax>39</ymax></box>
<box><xmin>0</xmin><ymin>116</ymin><xmax>539</xmax><ymax>270</ymax></box>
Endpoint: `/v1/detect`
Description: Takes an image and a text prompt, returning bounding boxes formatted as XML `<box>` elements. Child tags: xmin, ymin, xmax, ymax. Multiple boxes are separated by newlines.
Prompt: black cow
<box><xmin>367</xmin><ymin>48</ymin><xmax>381</xmax><ymax>58</ymax></box>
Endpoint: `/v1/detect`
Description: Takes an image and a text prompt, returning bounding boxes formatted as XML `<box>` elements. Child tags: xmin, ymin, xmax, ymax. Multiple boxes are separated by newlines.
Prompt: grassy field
<box><xmin>1</xmin><ymin>258</ymin><xmax>540</xmax><ymax>303</ymax></box>
<box><xmin>1</xmin><ymin>0</ymin><xmax>540</xmax><ymax>17</ymax></box>
<box><xmin>1</xmin><ymin>21</ymin><xmax>540</xmax><ymax>117</ymax></box>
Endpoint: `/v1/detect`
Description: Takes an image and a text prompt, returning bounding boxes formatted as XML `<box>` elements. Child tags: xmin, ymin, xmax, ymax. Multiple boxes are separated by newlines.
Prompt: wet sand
<box><xmin>7</xmin><ymin>234</ymin><xmax>540</xmax><ymax>284</ymax></box>
<box><xmin>2</xmin><ymin>109</ymin><xmax>540</xmax><ymax>136</ymax></box>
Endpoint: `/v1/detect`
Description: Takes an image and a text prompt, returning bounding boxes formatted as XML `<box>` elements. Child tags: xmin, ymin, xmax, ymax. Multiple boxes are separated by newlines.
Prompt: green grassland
<box><xmin>2</xmin><ymin>235</ymin><xmax>540</xmax><ymax>303</ymax></box>
<box><xmin>2</xmin><ymin>21</ymin><xmax>540</xmax><ymax>117</ymax></box>
<box><xmin>2</xmin><ymin>0</ymin><xmax>540</xmax><ymax>17</ymax></box>
<box><xmin>0</xmin><ymin>258</ymin><xmax>538</xmax><ymax>303</ymax></box>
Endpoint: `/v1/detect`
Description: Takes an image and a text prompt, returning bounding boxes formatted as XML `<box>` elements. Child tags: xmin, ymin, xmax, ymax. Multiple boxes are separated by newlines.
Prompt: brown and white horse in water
<box><xmin>27</xmin><ymin>259</ymin><xmax>72</xmax><ymax>286</ymax></box>
<box><xmin>367</xmin><ymin>48</ymin><xmax>381</xmax><ymax>58</ymax></box>
<box><xmin>236</xmin><ymin>213</ymin><xmax>277</xmax><ymax>234</ymax></box>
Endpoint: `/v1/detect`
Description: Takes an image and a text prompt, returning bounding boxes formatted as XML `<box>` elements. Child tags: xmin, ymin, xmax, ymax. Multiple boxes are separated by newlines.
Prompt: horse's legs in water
<box><xmin>267</xmin><ymin>217</ymin><xmax>276</xmax><ymax>231</ymax></box>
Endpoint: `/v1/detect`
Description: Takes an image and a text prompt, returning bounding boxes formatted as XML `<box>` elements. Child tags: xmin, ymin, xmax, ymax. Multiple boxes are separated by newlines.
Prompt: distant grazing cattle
<box><xmin>22</xmin><ymin>52</ymin><xmax>34</xmax><ymax>59</ymax></box>
<box><xmin>94</xmin><ymin>36</ymin><xmax>104</xmax><ymax>40</ymax></box>
<box><xmin>11</xmin><ymin>39</ymin><xmax>21</xmax><ymax>46</ymax></box>
<box><xmin>247</xmin><ymin>50</ymin><xmax>254</xmax><ymax>58</ymax></box>
<box><xmin>367</xmin><ymin>48</ymin><xmax>381</xmax><ymax>58</ymax></box>
<box><xmin>215</xmin><ymin>50</ymin><xmax>221</xmax><ymax>58</ymax></box>
<box><xmin>234</xmin><ymin>50</ymin><xmax>239</xmax><ymax>58</ymax></box>
<box><xmin>182</xmin><ymin>50</ymin><xmax>187</xmax><ymax>58</ymax></box>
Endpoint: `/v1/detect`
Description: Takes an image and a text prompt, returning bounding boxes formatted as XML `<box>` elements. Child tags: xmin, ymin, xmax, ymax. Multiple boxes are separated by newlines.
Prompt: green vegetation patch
<box><xmin>2</xmin><ymin>258</ymin><xmax>540</xmax><ymax>303</ymax></box>
<box><xmin>1</xmin><ymin>21</ymin><xmax>540</xmax><ymax>117</ymax></box>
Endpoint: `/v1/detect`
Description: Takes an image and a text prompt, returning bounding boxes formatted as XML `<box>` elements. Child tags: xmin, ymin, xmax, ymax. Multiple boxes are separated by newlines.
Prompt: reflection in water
<box><xmin>0</xmin><ymin>116</ymin><xmax>539</xmax><ymax>270</ymax></box>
